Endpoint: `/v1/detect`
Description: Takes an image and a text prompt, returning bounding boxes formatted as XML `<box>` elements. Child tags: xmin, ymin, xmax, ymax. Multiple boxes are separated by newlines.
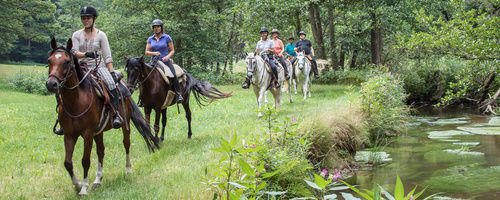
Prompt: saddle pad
<box><xmin>157</xmin><ymin>63</ymin><xmax>184</xmax><ymax>78</ymax></box>
<box><xmin>156</xmin><ymin>66</ymin><xmax>185</xmax><ymax>85</ymax></box>
<box><xmin>264</xmin><ymin>62</ymin><xmax>283</xmax><ymax>73</ymax></box>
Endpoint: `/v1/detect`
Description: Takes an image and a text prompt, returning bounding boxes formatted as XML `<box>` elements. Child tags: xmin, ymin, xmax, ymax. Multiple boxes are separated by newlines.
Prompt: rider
<box><xmin>294</xmin><ymin>31</ymin><xmax>320</xmax><ymax>79</ymax></box>
<box><xmin>271</xmin><ymin>29</ymin><xmax>289</xmax><ymax>80</ymax></box>
<box><xmin>242</xmin><ymin>27</ymin><xmax>280</xmax><ymax>89</ymax></box>
<box><xmin>284</xmin><ymin>37</ymin><xmax>297</xmax><ymax>59</ymax></box>
<box><xmin>145</xmin><ymin>19</ymin><xmax>183</xmax><ymax>103</ymax></box>
<box><xmin>54</xmin><ymin>5</ymin><xmax>123</xmax><ymax>135</ymax></box>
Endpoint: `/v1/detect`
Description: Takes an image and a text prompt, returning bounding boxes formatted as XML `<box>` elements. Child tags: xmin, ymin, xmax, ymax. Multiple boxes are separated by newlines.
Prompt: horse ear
<box><xmin>124</xmin><ymin>56</ymin><xmax>129</xmax><ymax>61</ymax></box>
<box><xmin>138</xmin><ymin>55</ymin><xmax>144</xmax><ymax>63</ymax></box>
<box><xmin>50</xmin><ymin>37</ymin><xmax>57</xmax><ymax>49</ymax></box>
<box><xmin>66</xmin><ymin>38</ymin><xmax>72</xmax><ymax>51</ymax></box>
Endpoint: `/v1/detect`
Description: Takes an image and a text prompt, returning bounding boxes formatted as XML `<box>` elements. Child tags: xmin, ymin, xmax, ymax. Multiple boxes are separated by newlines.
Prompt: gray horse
<box><xmin>245</xmin><ymin>53</ymin><xmax>285</xmax><ymax>117</ymax></box>
<box><xmin>293</xmin><ymin>51</ymin><xmax>312</xmax><ymax>100</ymax></box>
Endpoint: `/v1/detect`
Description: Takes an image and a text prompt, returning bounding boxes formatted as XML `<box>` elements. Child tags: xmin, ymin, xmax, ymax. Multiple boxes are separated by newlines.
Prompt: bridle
<box><xmin>126</xmin><ymin>58</ymin><xmax>157</xmax><ymax>92</ymax></box>
<box><xmin>48</xmin><ymin>46</ymin><xmax>95</xmax><ymax>118</ymax></box>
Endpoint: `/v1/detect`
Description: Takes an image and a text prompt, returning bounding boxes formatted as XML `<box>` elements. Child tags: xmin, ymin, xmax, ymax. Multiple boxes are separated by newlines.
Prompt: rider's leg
<box><xmin>279</xmin><ymin>56</ymin><xmax>289</xmax><ymax>80</ymax></box>
<box><xmin>269</xmin><ymin>58</ymin><xmax>280</xmax><ymax>88</ymax></box>
<box><xmin>163</xmin><ymin>60</ymin><xmax>183</xmax><ymax>102</ymax></box>
<box><xmin>98</xmin><ymin>67</ymin><xmax>123</xmax><ymax>129</ymax></box>
<box><xmin>309</xmin><ymin>55</ymin><xmax>320</xmax><ymax>79</ymax></box>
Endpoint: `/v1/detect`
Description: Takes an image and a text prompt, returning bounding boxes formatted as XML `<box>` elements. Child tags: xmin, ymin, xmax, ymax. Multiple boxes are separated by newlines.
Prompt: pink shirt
<box><xmin>273</xmin><ymin>39</ymin><xmax>284</xmax><ymax>56</ymax></box>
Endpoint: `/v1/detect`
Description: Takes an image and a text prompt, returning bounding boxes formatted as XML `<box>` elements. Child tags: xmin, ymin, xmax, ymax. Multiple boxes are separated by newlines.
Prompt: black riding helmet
<box><xmin>152</xmin><ymin>19</ymin><xmax>164</xmax><ymax>32</ymax></box>
<box><xmin>80</xmin><ymin>5</ymin><xmax>98</xmax><ymax>19</ymax></box>
<box><xmin>260</xmin><ymin>27</ymin><xmax>269</xmax><ymax>34</ymax></box>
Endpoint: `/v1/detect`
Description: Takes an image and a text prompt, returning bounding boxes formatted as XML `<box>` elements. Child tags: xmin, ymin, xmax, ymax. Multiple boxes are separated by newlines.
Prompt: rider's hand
<box><xmin>85</xmin><ymin>52</ymin><xmax>96</xmax><ymax>58</ymax></box>
<box><xmin>110</xmin><ymin>71</ymin><xmax>119</xmax><ymax>82</ymax></box>
<box><xmin>162</xmin><ymin>56</ymin><xmax>169</xmax><ymax>62</ymax></box>
<box><xmin>155</xmin><ymin>52</ymin><xmax>161</xmax><ymax>56</ymax></box>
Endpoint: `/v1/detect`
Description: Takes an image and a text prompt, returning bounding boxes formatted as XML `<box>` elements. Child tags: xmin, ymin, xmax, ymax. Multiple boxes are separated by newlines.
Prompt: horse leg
<box><xmin>92</xmin><ymin>133</ymin><xmax>104</xmax><ymax>189</ymax></box>
<box><xmin>153</xmin><ymin>108</ymin><xmax>161</xmax><ymax>139</ymax></box>
<box><xmin>257</xmin><ymin>88</ymin><xmax>266</xmax><ymax>118</ymax></box>
<box><xmin>308</xmin><ymin>75</ymin><xmax>312</xmax><ymax>98</ymax></box>
<box><xmin>78</xmin><ymin>134</ymin><xmax>93</xmax><ymax>196</ymax></box>
<box><xmin>160</xmin><ymin>109</ymin><xmax>167</xmax><ymax>141</ymax></box>
<box><xmin>182</xmin><ymin>100</ymin><xmax>193</xmax><ymax>139</ymax></box>
<box><xmin>144</xmin><ymin>107</ymin><xmax>153</xmax><ymax>137</ymax></box>
<box><xmin>64</xmin><ymin>134</ymin><xmax>81</xmax><ymax>191</ymax></box>
<box><xmin>122</xmin><ymin>123</ymin><xmax>132</xmax><ymax>174</ymax></box>
<box><xmin>303</xmin><ymin>74</ymin><xmax>308</xmax><ymax>100</ymax></box>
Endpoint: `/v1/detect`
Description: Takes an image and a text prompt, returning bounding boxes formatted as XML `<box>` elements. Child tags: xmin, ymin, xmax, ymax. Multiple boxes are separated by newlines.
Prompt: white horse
<box><xmin>294</xmin><ymin>51</ymin><xmax>312</xmax><ymax>100</ymax></box>
<box><xmin>245</xmin><ymin>53</ymin><xmax>285</xmax><ymax>117</ymax></box>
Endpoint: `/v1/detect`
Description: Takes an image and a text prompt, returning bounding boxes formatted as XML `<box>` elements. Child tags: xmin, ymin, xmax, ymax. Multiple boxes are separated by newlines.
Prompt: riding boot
<box><xmin>272</xmin><ymin>68</ymin><xmax>280</xmax><ymax>88</ymax></box>
<box><xmin>281</xmin><ymin>60</ymin><xmax>290</xmax><ymax>80</ymax></box>
<box><xmin>311</xmin><ymin>60</ymin><xmax>320</xmax><ymax>79</ymax></box>
<box><xmin>110</xmin><ymin>88</ymin><xmax>124</xmax><ymax>129</ymax></box>
<box><xmin>170</xmin><ymin>76</ymin><xmax>183</xmax><ymax>103</ymax></box>
<box><xmin>242</xmin><ymin>76</ymin><xmax>251</xmax><ymax>89</ymax></box>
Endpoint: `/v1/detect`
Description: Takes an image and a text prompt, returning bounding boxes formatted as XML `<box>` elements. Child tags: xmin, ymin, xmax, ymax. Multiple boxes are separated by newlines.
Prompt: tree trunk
<box><xmin>175</xmin><ymin>38</ymin><xmax>183</xmax><ymax>67</ymax></box>
<box><xmin>339</xmin><ymin>44</ymin><xmax>345</xmax><ymax>70</ymax></box>
<box><xmin>370</xmin><ymin>12</ymin><xmax>382</xmax><ymax>66</ymax></box>
<box><xmin>308</xmin><ymin>3</ymin><xmax>327</xmax><ymax>59</ymax></box>
<box><xmin>295</xmin><ymin>9</ymin><xmax>301</xmax><ymax>37</ymax></box>
<box><xmin>328</xmin><ymin>8</ymin><xmax>338</xmax><ymax>70</ymax></box>
<box><xmin>350</xmin><ymin>49</ymin><xmax>358</xmax><ymax>69</ymax></box>
<box><xmin>223</xmin><ymin>13</ymin><xmax>237</xmax><ymax>76</ymax></box>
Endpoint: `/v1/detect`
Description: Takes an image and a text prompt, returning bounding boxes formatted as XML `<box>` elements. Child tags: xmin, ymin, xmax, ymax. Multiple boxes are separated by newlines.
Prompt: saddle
<box><xmin>263</xmin><ymin>59</ymin><xmax>284</xmax><ymax>73</ymax></box>
<box><xmin>151</xmin><ymin>62</ymin><xmax>186</xmax><ymax>109</ymax></box>
<box><xmin>80</xmin><ymin>64</ymin><xmax>131</xmax><ymax>135</ymax></box>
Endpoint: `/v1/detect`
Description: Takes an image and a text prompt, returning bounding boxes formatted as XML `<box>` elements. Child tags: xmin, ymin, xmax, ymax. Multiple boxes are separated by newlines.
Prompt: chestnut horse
<box><xmin>46</xmin><ymin>38</ymin><xmax>159</xmax><ymax>196</ymax></box>
<box><xmin>125</xmin><ymin>56</ymin><xmax>232</xmax><ymax>140</ymax></box>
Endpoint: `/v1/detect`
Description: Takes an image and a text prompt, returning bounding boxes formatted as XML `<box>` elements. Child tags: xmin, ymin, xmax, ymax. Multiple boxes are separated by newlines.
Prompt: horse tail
<box><xmin>129</xmin><ymin>99</ymin><xmax>159</xmax><ymax>152</ymax></box>
<box><xmin>185</xmin><ymin>73</ymin><xmax>232</xmax><ymax>107</ymax></box>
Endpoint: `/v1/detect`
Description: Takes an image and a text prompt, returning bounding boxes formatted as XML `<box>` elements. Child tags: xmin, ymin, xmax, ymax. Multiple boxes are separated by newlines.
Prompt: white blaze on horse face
<box><xmin>55</xmin><ymin>54</ymin><xmax>62</xmax><ymax>59</ymax></box>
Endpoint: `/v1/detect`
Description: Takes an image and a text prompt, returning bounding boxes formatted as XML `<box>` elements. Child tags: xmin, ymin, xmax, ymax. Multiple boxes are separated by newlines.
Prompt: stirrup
<box><xmin>274</xmin><ymin>81</ymin><xmax>280</xmax><ymax>88</ymax></box>
<box><xmin>176</xmin><ymin>93</ymin><xmax>183</xmax><ymax>103</ymax></box>
<box><xmin>242</xmin><ymin>81</ymin><xmax>250</xmax><ymax>89</ymax></box>
<box><xmin>54</xmin><ymin>128</ymin><xmax>63</xmax><ymax>135</ymax></box>
<box><xmin>112</xmin><ymin>115</ymin><xmax>123</xmax><ymax>129</ymax></box>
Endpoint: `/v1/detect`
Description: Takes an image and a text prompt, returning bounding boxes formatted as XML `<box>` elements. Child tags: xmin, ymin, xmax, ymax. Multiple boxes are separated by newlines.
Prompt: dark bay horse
<box><xmin>125</xmin><ymin>56</ymin><xmax>232</xmax><ymax>140</ymax></box>
<box><xmin>45</xmin><ymin>38</ymin><xmax>159</xmax><ymax>196</ymax></box>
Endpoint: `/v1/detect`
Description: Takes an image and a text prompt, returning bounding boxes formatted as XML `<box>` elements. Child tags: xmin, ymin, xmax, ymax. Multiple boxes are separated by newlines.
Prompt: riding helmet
<box><xmin>299</xmin><ymin>31</ymin><xmax>306</xmax><ymax>36</ymax></box>
<box><xmin>259</xmin><ymin>27</ymin><xmax>269</xmax><ymax>34</ymax></box>
<box><xmin>152</xmin><ymin>19</ymin><xmax>164</xmax><ymax>27</ymax></box>
<box><xmin>80</xmin><ymin>6</ymin><xmax>98</xmax><ymax>19</ymax></box>
<box><xmin>271</xmin><ymin>29</ymin><xmax>280</xmax><ymax>35</ymax></box>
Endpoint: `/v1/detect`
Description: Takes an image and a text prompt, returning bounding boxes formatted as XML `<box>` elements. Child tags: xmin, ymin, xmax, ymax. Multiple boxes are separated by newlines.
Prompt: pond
<box><xmin>350</xmin><ymin>113</ymin><xmax>500</xmax><ymax>199</ymax></box>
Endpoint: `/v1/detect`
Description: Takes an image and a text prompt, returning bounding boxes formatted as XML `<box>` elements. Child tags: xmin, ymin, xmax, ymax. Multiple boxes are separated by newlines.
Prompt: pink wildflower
<box><xmin>290</xmin><ymin>115</ymin><xmax>298</xmax><ymax>122</ymax></box>
<box><xmin>244</xmin><ymin>146</ymin><xmax>248</xmax><ymax>149</ymax></box>
<box><xmin>409</xmin><ymin>194</ymin><xmax>414</xmax><ymax>200</ymax></box>
<box><xmin>320</xmin><ymin>169</ymin><xmax>327</xmax><ymax>177</ymax></box>
<box><xmin>332</xmin><ymin>172</ymin><xmax>342</xmax><ymax>180</ymax></box>
<box><xmin>252</xmin><ymin>144</ymin><xmax>256</xmax><ymax>148</ymax></box>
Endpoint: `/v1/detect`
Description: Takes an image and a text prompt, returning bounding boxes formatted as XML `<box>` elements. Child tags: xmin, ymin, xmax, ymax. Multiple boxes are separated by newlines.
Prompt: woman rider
<box><xmin>54</xmin><ymin>5</ymin><xmax>122</xmax><ymax>135</ymax></box>
<box><xmin>145</xmin><ymin>19</ymin><xmax>183</xmax><ymax>103</ymax></box>
<box><xmin>242</xmin><ymin>27</ymin><xmax>280</xmax><ymax>89</ymax></box>
<box><xmin>271</xmin><ymin>29</ymin><xmax>289</xmax><ymax>80</ymax></box>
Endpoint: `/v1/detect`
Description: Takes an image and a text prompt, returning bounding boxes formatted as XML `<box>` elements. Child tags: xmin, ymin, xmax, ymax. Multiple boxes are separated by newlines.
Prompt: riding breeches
<box><xmin>263</xmin><ymin>54</ymin><xmax>279</xmax><ymax>79</ymax></box>
<box><xmin>97</xmin><ymin>66</ymin><xmax>117</xmax><ymax>90</ymax></box>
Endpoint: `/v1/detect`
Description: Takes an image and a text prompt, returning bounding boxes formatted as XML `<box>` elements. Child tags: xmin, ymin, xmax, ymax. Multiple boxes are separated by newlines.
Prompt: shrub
<box><xmin>7</xmin><ymin>67</ymin><xmax>49</xmax><ymax>95</ymax></box>
<box><xmin>188</xmin><ymin>67</ymin><xmax>246</xmax><ymax>85</ymax></box>
<box><xmin>316</xmin><ymin>69</ymin><xmax>374</xmax><ymax>85</ymax></box>
<box><xmin>300</xmin><ymin>107</ymin><xmax>363</xmax><ymax>171</ymax></box>
<box><xmin>360</xmin><ymin>72</ymin><xmax>409</xmax><ymax>144</ymax></box>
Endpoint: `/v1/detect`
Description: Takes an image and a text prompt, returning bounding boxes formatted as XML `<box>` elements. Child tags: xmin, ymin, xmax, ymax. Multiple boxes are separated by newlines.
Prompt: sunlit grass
<box><xmin>0</xmin><ymin>68</ymin><xmax>352</xmax><ymax>198</ymax></box>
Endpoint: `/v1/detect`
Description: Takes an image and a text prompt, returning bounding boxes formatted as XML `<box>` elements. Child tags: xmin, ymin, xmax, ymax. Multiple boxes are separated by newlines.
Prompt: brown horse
<box><xmin>125</xmin><ymin>56</ymin><xmax>232</xmax><ymax>140</ymax></box>
<box><xmin>45</xmin><ymin>38</ymin><xmax>159</xmax><ymax>196</ymax></box>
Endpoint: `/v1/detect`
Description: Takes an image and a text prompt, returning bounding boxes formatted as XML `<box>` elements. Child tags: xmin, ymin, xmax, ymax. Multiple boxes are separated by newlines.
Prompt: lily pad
<box><xmin>424</xmin><ymin>150</ymin><xmax>486</xmax><ymax>164</ymax></box>
<box><xmin>488</xmin><ymin>116</ymin><xmax>500</xmax><ymax>126</ymax></box>
<box><xmin>457</xmin><ymin>126</ymin><xmax>500</xmax><ymax>135</ymax></box>
<box><xmin>429</xmin><ymin>117</ymin><xmax>470</xmax><ymax>125</ymax></box>
<box><xmin>426</xmin><ymin>165</ymin><xmax>500</xmax><ymax>194</ymax></box>
<box><xmin>452</xmin><ymin>142</ymin><xmax>480</xmax><ymax>146</ymax></box>
<box><xmin>355</xmin><ymin>151</ymin><xmax>392</xmax><ymax>163</ymax></box>
<box><xmin>427</xmin><ymin>130</ymin><xmax>470</xmax><ymax>140</ymax></box>
<box><xmin>443</xmin><ymin>149</ymin><xmax>484</xmax><ymax>156</ymax></box>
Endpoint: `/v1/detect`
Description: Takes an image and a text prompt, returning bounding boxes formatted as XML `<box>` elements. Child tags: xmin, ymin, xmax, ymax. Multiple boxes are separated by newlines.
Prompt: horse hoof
<box><xmin>91</xmin><ymin>183</ymin><xmax>101</xmax><ymax>190</ymax></box>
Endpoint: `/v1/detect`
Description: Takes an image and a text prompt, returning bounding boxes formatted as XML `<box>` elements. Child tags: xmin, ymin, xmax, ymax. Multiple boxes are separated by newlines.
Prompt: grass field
<box><xmin>0</xmin><ymin>64</ymin><xmax>353</xmax><ymax>199</ymax></box>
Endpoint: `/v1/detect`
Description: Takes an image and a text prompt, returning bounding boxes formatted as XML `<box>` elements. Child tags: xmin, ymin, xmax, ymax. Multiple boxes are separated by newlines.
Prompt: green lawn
<box><xmin>0</xmin><ymin>65</ymin><xmax>352</xmax><ymax>199</ymax></box>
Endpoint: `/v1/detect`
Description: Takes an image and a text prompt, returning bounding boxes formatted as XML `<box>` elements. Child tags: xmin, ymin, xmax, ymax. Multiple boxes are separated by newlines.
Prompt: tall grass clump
<box><xmin>7</xmin><ymin>67</ymin><xmax>49</xmax><ymax>95</ymax></box>
<box><xmin>300</xmin><ymin>105</ymin><xmax>364</xmax><ymax>171</ymax></box>
<box><xmin>360</xmin><ymin>72</ymin><xmax>409</xmax><ymax>145</ymax></box>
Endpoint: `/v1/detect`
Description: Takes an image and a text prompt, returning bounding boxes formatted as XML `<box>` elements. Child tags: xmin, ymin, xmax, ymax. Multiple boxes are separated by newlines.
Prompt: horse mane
<box><xmin>72</xmin><ymin>53</ymin><xmax>90</xmax><ymax>89</ymax></box>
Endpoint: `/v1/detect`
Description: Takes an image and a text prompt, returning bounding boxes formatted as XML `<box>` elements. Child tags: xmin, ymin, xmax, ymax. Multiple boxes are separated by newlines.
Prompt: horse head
<box><xmin>245</xmin><ymin>53</ymin><xmax>257</xmax><ymax>78</ymax></box>
<box><xmin>296</xmin><ymin>51</ymin><xmax>306</xmax><ymax>70</ymax></box>
<box><xmin>46</xmin><ymin>38</ymin><xmax>75</xmax><ymax>93</ymax></box>
<box><xmin>124</xmin><ymin>56</ymin><xmax>145</xmax><ymax>93</ymax></box>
